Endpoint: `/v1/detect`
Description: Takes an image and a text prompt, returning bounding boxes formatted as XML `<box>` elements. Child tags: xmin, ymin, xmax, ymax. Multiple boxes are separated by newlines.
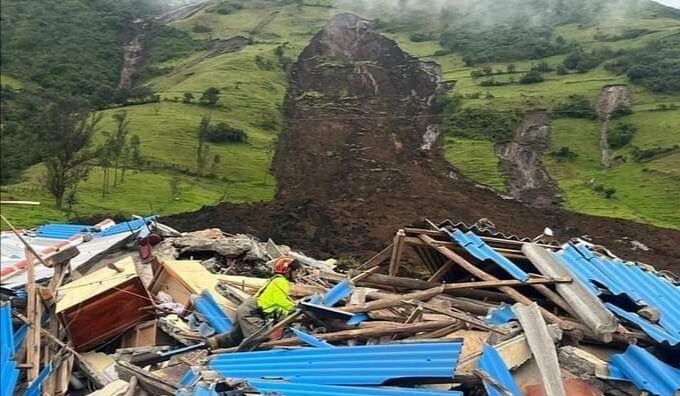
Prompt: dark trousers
<box><xmin>210</xmin><ymin>298</ymin><xmax>267</xmax><ymax>348</ymax></box>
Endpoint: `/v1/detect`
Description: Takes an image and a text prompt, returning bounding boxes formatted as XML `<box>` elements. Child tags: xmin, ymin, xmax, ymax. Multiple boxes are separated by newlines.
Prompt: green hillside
<box><xmin>1</xmin><ymin>0</ymin><xmax>679</xmax><ymax>229</ymax></box>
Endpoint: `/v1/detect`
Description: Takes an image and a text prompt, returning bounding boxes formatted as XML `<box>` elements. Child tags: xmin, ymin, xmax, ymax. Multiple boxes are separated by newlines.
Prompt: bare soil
<box><xmin>167</xmin><ymin>15</ymin><xmax>680</xmax><ymax>271</ymax></box>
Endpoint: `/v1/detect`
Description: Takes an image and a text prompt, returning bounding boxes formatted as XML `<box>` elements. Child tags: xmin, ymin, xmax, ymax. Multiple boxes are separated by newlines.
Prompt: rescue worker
<box><xmin>207</xmin><ymin>256</ymin><xmax>301</xmax><ymax>349</ymax></box>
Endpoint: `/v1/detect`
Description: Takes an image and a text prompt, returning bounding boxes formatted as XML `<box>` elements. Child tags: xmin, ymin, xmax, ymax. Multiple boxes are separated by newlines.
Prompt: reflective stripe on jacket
<box><xmin>255</xmin><ymin>275</ymin><xmax>295</xmax><ymax>317</ymax></box>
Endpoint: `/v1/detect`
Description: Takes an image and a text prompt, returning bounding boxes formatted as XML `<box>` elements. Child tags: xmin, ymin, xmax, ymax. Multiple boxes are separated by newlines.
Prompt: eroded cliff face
<box><xmin>119</xmin><ymin>20</ymin><xmax>148</xmax><ymax>90</ymax></box>
<box><xmin>496</xmin><ymin>113</ymin><xmax>560</xmax><ymax>209</ymax></box>
<box><xmin>597</xmin><ymin>85</ymin><xmax>631</xmax><ymax>168</ymax></box>
<box><xmin>273</xmin><ymin>14</ymin><xmax>448</xmax><ymax>202</ymax></box>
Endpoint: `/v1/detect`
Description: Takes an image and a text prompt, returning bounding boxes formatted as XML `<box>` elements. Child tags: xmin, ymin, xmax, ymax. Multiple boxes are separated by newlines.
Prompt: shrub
<box><xmin>549</xmin><ymin>146</ymin><xmax>578</xmax><ymax>161</ymax></box>
<box><xmin>554</xmin><ymin>95</ymin><xmax>596</xmax><ymax>119</ymax></box>
<box><xmin>611</xmin><ymin>103</ymin><xmax>632</xmax><ymax>118</ymax></box>
<box><xmin>519</xmin><ymin>69</ymin><xmax>544</xmax><ymax>84</ymax></box>
<box><xmin>206</xmin><ymin>123</ymin><xmax>248</xmax><ymax>143</ymax></box>
<box><xmin>193</xmin><ymin>24</ymin><xmax>212</xmax><ymax>33</ymax></box>
<box><xmin>608</xmin><ymin>123</ymin><xmax>636</xmax><ymax>149</ymax></box>
<box><xmin>444</xmin><ymin>108</ymin><xmax>520</xmax><ymax>143</ymax></box>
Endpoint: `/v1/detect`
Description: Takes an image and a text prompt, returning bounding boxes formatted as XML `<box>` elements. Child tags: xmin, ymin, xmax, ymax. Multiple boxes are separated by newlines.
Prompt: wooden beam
<box><xmin>418</xmin><ymin>235</ymin><xmax>571</xmax><ymax>329</ymax></box>
<box><xmin>403</xmin><ymin>228</ymin><xmax>557</xmax><ymax>249</ymax></box>
<box><xmin>24</xmin><ymin>249</ymin><xmax>40</xmax><ymax>381</ymax></box>
<box><xmin>0</xmin><ymin>200</ymin><xmax>41</xmax><ymax>205</ymax></box>
<box><xmin>428</xmin><ymin>260</ymin><xmax>454</xmax><ymax>282</ymax></box>
<box><xmin>343</xmin><ymin>278</ymin><xmax>568</xmax><ymax>314</ymax></box>
<box><xmin>212</xmin><ymin>320</ymin><xmax>457</xmax><ymax>352</ymax></box>
<box><xmin>359</xmin><ymin>243</ymin><xmax>394</xmax><ymax>270</ymax></box>
<box><xmin>388</xmin><ymin>229</ymin><xmax>406</xmax><ymax>277</ymax></box>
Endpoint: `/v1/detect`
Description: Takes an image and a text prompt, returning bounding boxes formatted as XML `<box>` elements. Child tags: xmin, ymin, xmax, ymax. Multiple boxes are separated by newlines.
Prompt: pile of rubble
<box><xmin>2</xmin><ymin>215</ymin><xmax>679</xmax><ymax>396</ymax></box>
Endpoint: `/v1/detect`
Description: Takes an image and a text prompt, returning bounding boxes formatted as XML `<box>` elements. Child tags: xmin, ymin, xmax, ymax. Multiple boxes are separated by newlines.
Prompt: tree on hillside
<box><xmin>196</xmin><ymin>113</ymin><xmax>211</xmax><ymax>174</ymax></box>
<box><xmin>110</xmin><ymin>111</ymin><xmax>131</xmax><ymax>186</ymax></box>
<box><xmin>99</xmin><ymin>134</ymin><xmax>115</xmax><ymax>198</ymax></box>
<box><xmin>506</xmin><ymin>64</ymin><xmax>516</xmax><ymax>73</ymax></box>
<box><xmin>210</xmin><ymin>153</ymin><xmax>221</xmax><ymax>176</ymax></box>
<box><xmin>129</xmin><ymin>134</ymin><xmax>143</xmax><ymax>167</ymax></box>
<box><xmin>38</xmin><ymin>100</ymin><xmax>101</xmax><ymax>208</ymax></box>
<box><xmin>183</xmin><ymin>92</ymin><xmax>194</xmax><ymax>103</ymax></box>
<box><xmin>199</xmin><ymin>87</ymin><xmax>220</xmax><ymax>106</ymax></box>
<box><xmin>519</xmin><ymin>69</ymin><xmax>544</xmax><ymax>84</ymax></box>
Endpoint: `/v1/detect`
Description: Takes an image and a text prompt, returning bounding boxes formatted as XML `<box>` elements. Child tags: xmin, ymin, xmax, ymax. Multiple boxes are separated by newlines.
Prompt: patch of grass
<box><xmin>0</xmin><ymin>73</ymin><xmax>23</xmax><ymax>89</ymax></box>
<box><xmin>544</xmin><ymin>118</ymin><xmax>680</xmax><ymax>229</ymax></box>
<box><xmin>0</xmin><ymin>165</ymin><xmax>243</xmax><ymax>229</ymax></box>
<box><xmin>443</xmin><ymin>136</ymin><xmax>506</xmax><ymax>191</ymax></box>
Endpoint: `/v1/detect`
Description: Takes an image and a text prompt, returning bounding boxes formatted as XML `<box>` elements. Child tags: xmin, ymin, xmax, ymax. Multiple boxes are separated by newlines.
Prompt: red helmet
<box><xmin>273</xmin><ymin>256</ymin><xmax>298</xmax><ymax>274</ymax></box>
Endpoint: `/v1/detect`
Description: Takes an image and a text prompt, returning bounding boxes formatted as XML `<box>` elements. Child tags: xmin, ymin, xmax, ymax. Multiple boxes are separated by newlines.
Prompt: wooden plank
<box><xmin>213</xmin><ymin>320</ymin><xmax>457</xmax><ymax>352</ymax></box>
<box><xmin>359</xmin><ymin>243</ymin><xmax>394</xmax><ymax>269</ymax></box>
<box><xmin>121</xmin><ymin>320</ymin><xmax>158</xmax><ymax>348</ymax></box>
<box><xmin>388</xmin><ymin>230</ymin><xmax>406</xmax><ymax>277</ymax></box>
<box><xmin>419</xmin><ymin>235</ymin><xmax>570</xmax><ymax>329</ymax></box>
<box><xmin>25</xmin><ymin>249</ymin><xmax>40</xmax><ymax>381</ymax></box>
<box><xmin>428</xmin><ymin>260</ymin><xmax>454</xmax><ymax>282</ymax></box>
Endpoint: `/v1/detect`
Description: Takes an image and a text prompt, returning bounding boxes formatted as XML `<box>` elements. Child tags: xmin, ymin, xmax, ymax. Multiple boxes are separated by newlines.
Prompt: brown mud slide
<box><xmin>167</xmin><ymin>14</ymin><xmax>680</xmax><ymax>271</ymax></box>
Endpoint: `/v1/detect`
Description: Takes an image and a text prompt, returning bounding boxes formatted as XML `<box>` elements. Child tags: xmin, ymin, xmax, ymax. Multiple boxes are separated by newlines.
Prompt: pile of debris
<box><xmin>2</xmin><ymin>215</ymin><xmax>679</xmax><ymax>395</ymax></box>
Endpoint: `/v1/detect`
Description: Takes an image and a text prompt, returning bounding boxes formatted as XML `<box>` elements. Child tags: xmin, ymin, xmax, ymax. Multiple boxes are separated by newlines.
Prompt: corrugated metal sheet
<box><xmin>608</xmin><ymin>345</ymin><xmax>680</xmax><ymax>396</ymax></box>
<box><xmin>193</xmin><ymin>290</ymin><xmax>233</xmax><ymax>333</ymax></box>
<box><xmin>523</xmin><ymin>243</ymin><xmax>617</xmax><ymax>340</ymax></box>
<box><xmin>25</xmin><ymin>363</ymin><xmax>53</xmax><ymax>396</ymax></box>
<box><xmin>554</xmin><ymin>243</ymin><xmax>680</xmax><ymax>346</ymax></box>
<box><xmin>291</xmin><ymin>328</ymin><xmax>334</xmax><ymax>348</ymax></box>
<box><xmin>209</xmin><ymin>342</ymin><xmax>463</xmax><ymax>385</ymax></box>
<box><xmin>484</xmin><ymin>304</ymin><xmax>516</xmax><ymax>325</ymax></box>
<box><xmin>1</xmin><ymin>302</ymin><xmax>19</xmax><ymax>396</ymax></box>
<box><xmin>477</xmin><ymin>344</ymin><xmax>522</xmax><ymax>396</ymax></box>
<box><xmin>443</xmin><ymin>229</ymin><xmax>529</xmax><ymax>281</ymax></box>
<box><xmin>248</xmin><ymin>380</ymin><xmax>463</xmax><ymax>395</ymax></box>
<box><xmin>35</xmin><ymin>216</ymin><xmax>156</xmax><ymax>239</ymax></box>
<box><xmin>323</xmin><ymin>280</ymin><xmax>353</xmax><ymax>307</ymax></box>
<box><xmin>512</xmin><ymin>303</ymin><xmax>566</xmax><ymax>396</ymax></box>
<box><xmin>2</xmin><ymin>219</ymin><xmax>149</xmax><ymax>288</ymax></box>
<box><xmin>176</xmin><ymin>384</ymin><xmax>219</xmax><ymax>396</ymax></box>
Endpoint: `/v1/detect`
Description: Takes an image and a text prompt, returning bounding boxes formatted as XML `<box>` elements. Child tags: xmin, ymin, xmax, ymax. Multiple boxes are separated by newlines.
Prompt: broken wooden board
<box><xmin>149</xmin><ymin>260</ymin><xmax>250</xmax><ymax>318</ymax></box>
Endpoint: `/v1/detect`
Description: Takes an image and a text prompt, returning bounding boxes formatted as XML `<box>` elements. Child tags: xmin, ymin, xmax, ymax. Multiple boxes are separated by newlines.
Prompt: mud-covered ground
<box><xmin>167</xmin><ymin>14</ymin><xmax>680</xmax><ymax>271</ymax></box>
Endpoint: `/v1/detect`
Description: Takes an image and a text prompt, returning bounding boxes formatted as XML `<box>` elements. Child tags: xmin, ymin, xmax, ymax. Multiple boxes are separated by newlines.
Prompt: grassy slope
<box><xmin>381</xmin><ymin>13</ymin><xmax>680</xmax><ymax>229</ymax></box>
<box><xmin>2</xmin><ymin>3</ymin><xmax>335</xmax><ymax>228</ymax></box>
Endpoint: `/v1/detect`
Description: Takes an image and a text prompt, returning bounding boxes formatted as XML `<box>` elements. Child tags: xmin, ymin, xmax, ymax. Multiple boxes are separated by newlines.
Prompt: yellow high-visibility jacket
<box><xmin>255</xmin><ymin>275</ymin><xmax>295</xmax><ymax>318</ymax></box>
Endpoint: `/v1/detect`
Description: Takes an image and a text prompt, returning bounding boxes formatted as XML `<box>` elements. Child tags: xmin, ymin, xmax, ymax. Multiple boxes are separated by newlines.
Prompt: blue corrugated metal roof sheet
<box><xmin>291</xmin><ymin>328</ymin><xmax>334</xmax><ymax>348</ymax></box>
<box><xmin>36</xmin><ymin>216</ymin><xmax>156</xmax><ymax>239</ymax></box>
<box><xmin>477</xmin><ymin>344</ymin><xmax>523</xmax><ymax>396</ymax></box>
<box><xmin>209</xmin><ymin>342</ymin><xmax>462</xmax><ymax>385</ymax></box>
<box><xmin>1</xmin><ymin>303</ymin><xmax>19</xmax><ymax>396</ymax></box>
<box><xmin>323</xmin><ymin>280</ymin><xmax>353</xmax><ymax>307</ymax></box>
<box><xmin>176</xmin><ymin>384</ymin><xmax>219</xmax><ymax>396</ymax></box>
<box><xmin>443</xmin><ymin>229</ymin><xmax>529</xmax><ymax>281</ymax></box>
<box><xmin>608</xmin><ymin>345</ymin><xmax>680</xmax><ymax>396</ymax></box>
<box><xmin>100</xmin><ymin>216</ymin><xmax>157</xmax><ymax>236</ymax></box>
<box><xmin>25</xmin><ymin>363</ymin><xmax>53</xmax><ymax>396</ymax></box>
<box><xmin>194</xmin><ymin>290</ymin><xmax>233</xmax><ymax>333</ymax></box>
<box><xmin>248</xmin><ymin>380</ymin><xmax>463</xmax><ymax>395</ymax></box>
<box><xmin>484</xmin><ymin>304</ymin><xmax>516</xmax><ymax>325</ymax></box>
<box><xmin>554</xmin><ymin>244</ymin><xmax>680</xmax><ymax>346</ymax></box>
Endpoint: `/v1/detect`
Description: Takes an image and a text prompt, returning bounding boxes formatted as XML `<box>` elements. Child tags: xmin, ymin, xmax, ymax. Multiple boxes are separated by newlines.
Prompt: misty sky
<box><xmin>654</xmin><ymin>0</ymin><xmax>680</xmax><ymax>8</ymax></box>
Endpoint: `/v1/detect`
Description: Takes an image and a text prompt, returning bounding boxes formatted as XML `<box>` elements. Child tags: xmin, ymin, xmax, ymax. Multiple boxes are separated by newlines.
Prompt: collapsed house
<box><xmin>1</xmin><ymin>215</ymin><xmax>679</xmax><ymax>396</ymax></box>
